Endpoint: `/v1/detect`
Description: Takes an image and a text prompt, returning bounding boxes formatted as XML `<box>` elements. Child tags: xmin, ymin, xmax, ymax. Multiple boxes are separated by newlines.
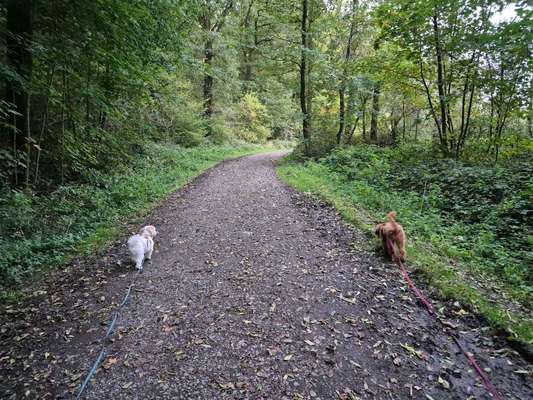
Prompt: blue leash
<box><xmin>75</xmin><ymin>348</ymin><xmax>106</xmax><ymax>399</ymax></box>
<box><xmin>75</xmin><ymin>268</ymin><xmax>143</xmax><ymax>399</ymax></box>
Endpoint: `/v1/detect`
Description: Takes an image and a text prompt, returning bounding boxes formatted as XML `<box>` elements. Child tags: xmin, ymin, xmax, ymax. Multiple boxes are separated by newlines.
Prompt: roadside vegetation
<box><xmin>1</xmin><ymin>1</ymin><xmax>296</xmax><ymax>288</ymax></box>
<box><xmin>278</xmin><ymin>143</ymin><xmax>532</xmax><ymax>345</ymax></box>
<box><xmin>0</xmin><ymin>143</ymin><xmax>284</xmax><ymax>289</ymax></box>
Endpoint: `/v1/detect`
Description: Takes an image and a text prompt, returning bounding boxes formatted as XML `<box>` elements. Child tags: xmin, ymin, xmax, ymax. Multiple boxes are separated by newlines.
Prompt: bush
<box><xmin>233</xmin><ymin>93</ymin><xmax>272</xmax><ymax>143</ymax></box>
<box><xmin>320</xmin><ymin>143</ymin><xmax>533</xmax><ymax>292</ymax></box>
<box><xmin>278</xmin><ymin>143</ymin><xmax>533</xmax><ymax>344</ymax></box>
<box><xmin>0</xmin><ymin>143</ymin><xmax>273</xmax><ymax>287</ymax></box>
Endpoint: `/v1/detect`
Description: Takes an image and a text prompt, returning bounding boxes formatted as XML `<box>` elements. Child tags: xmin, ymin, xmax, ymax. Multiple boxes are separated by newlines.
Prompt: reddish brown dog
<box><xmin>375</xmin><ymin>211</ymin><xmax>406</xmax><ymax>263</ymax></box>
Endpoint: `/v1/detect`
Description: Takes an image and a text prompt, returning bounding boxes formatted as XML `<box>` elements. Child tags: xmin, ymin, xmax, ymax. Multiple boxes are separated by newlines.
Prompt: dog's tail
<box><xmin>387</xmin><ymin>211</ymin><xmax>397</xmax><ymax>222</ymax></box>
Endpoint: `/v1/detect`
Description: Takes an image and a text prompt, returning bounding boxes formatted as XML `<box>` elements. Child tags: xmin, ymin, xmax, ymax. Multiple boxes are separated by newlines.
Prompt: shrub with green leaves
<box><xmin>278</xmin><ymin>143</ymin><xmax>533</xmax><ymax>344</ymax></box>
<box><xmin>0</xmin><ymin>143</ymin><xmax>278</xmax><ymax>287</ymax></box>
<box><xmin>320</xmin><ymin>144</ymin><xmax>532</xmax><ymax>293</ymax></box>
<box><xmin>233</xmin><ymin>93</ymin><xmax>272</xmax><ymax>143</ymax></box>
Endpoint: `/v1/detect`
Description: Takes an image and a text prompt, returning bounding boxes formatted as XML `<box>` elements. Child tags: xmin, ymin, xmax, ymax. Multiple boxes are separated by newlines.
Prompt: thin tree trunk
<box><xmin>346</xmin><ymin>115</ymin><xmax>360</xmax><ymax>145</ymax></box>
<box><xmin>414</xmin><ymin>110</ymin><xmax>420</xmax><ymax>140</ymax></box>
<box><xmin>337</xmin><ymin>0</ymin><xmax>357</xmax><ymax>145</ymax></box>
<box><xmin>203</xmin><ymin>39</ymin><xmax>214</xmax><ymax>121</ymax></box>
<box><xmin>85</xmin><ymin>49</ymin><xmax>91</xmax><ymax>129</ymax></box>
<box><xmin>240</xmin><ymin>0</ymin><xmax>255</xmax><ymax>92</ymax></box>
<box><xmin>201</xmin><ymin>1</ymin><xmax>233</xmax><ymax>136</ymax></box>
<box><xmin>433</xmin><ymin>12</ymin><xmax>448</xmax><ymax>152</ymax></box>
<box><xmin>34</xmin><ymin>65</ymin><xmax>56</xmax><ymax>186</ymax></box>
<box><xmin>527</xmin><ymin>94</ymin><xmax>533</xmax><ymax>138</ymax></box>
<box><xmin>390</xmin><ymin>114</ymin><xmax>400</xmax><ymax>145</ymax></box>
<box><xmin>337</xmin><ymin>88</ymin><xmax>345</xmax><ymax>145</ymax></box>
<box><xmin>419</xmin><ymin>57</ymin><xmax>441</xmax><ymax>144</ymax></box>
<box><xmin>300</xmin><ymin>0</ymin><xmax>311</xmax><ymax>153</ymax></box>
<box><xmin>402</xmin><ymin>99</ymin><xmax>406</xmax><ymax>141</ymax></box>
<box><xmin>203</xmin><ymin>13</ymin><xmax>214</xmax><ymax>135</ymax></box>
<box><xmin>362</xmin><ymin>98</ymin><xmax>367</xmax><ymax>141</ymax></box>
<box><xmin>61</xmin><ymin>71</ymin><xmax>67</xmax><ymax>184</ymax></box>
<box><xmin>24</xmin><ymin>93</ymin><xmax>31</xmax><ymax>189</ymax></box>
<box><xmin>5</xmin><ymin>0</ymin><xmax>33</xmax><ymax>186</ymax></box>
<box><xmin>461</xmin><ymin>82</ymin><xmax>475</xmax><ymax>151</ymax></box>
<box><xmin>370</xmin><ymin>83</ymin><xmax>380</xmax><ymax>143</ymax></box>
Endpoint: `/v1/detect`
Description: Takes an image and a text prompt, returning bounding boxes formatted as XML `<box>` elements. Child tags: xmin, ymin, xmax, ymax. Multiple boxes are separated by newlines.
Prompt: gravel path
<box><xmin>1</xmin><ymin>152</ymin><xmax>531</xmax><ymax>399</ymax></box>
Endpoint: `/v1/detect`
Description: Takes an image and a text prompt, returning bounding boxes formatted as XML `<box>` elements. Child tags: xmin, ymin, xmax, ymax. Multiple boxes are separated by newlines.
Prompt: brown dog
<box><xmin>375</xmin><ymin>211</ymin><xmax>406</xmax><ymax>263</ymax></box>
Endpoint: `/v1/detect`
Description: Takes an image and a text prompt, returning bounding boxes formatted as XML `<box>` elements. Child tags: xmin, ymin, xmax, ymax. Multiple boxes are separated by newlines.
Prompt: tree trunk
<box><xmin>414</xmin><ymin>110</ymin><xmax>420</xmax><ymax>140</ymax></box>
<box><xmin>390</xmin><ymin>115</ymin><xmax>400</xmax><ymax>145</ymax></box>
<box><xmin>201</xmin><ymin>2</ymin><xmax>233</xmax><ymax>136</ymax></box>
<box><xmin>337</xmin><ymin>1</ymin><xmax>357</xmax><ymax>145</ymax></box>
<box><xmin>4</xmin><ymin>0</ymin><xmax>33</xmax><ymax>150</ymax></box>
<box><xmin>527</xmin><ymin>96</ymin><xmax>533</xmax><ymax>139</ymax></box>
<box><xmin>203</xmin><ymin>35</ymin><xmax>214</xmax><ymax>132</ymax></box>
<box><xmin>432</xmin><ymin>12</ymin><xmax>448</xmax><ymax>152</ymax></box>
<box><xmin>370</xmin><ymin>83</ymin><xmax>380</xmax><ymax>143</ymax></box>
<box><xmin>240</xmin><ymin>0</ymin><xmax>255</xmax><ymax>92</ymax></box>
<box><xmin>202</xmin><ymin>10</ymin><xmax>214</xmax><ymax>136</ymax></box>
<box><xmin>300</xmin><ymin>0</ymin><xmax>311</xmax><ymax>153</ymax></box>
<box><xmin>4</xmin><ymin>0</ymin><xmax>33</xmax><ymax>186</ymax></box>
<box><xmin>362</xmin><ymin>99</ymin><xmax>367</xmax><ymax>141</ymax></box>
<box><xmin>401</xmin><ymin>99</ymin><xmax>406</xmax><ymax>141</ymax></box>
<box><xmin>337</xmin><ymin>88</ymin><xmax>345</xmax><ymax>145</ymax></box>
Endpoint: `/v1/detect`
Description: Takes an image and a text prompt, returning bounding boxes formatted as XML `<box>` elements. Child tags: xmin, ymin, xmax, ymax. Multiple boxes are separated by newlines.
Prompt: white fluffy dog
<box><xmin>127</xmin><ymin>225</ymin><xmax>157</xmax><ymax>271</ymax></box>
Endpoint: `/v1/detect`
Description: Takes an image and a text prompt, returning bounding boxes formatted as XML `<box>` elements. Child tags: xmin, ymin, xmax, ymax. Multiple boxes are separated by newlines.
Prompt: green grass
<box><xmin>277</xmin><ymin>156</ymin><xmax>533</xmax><ymax>346</ymax></box>
<box><xmin>0</xmin><ymin>141</ymin><xmax>286</xmax><ymax>292</ymax></box>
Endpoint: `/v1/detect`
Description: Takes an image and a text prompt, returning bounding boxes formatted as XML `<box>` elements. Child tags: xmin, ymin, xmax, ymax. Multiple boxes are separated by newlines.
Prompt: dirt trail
<box><xmin>1</xmin><ymin>152</ymin><xmax>531</xmax><ymax>399</ymax></box>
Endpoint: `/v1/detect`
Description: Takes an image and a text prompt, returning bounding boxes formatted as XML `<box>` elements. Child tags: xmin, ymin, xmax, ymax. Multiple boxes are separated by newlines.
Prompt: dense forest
<box><xmin>3</xmin><ymin>0</ymin><xmax>529</xmax><ymax>187</ymax></box>
<box><xmin>1</xmin><ymin>0</ymin><xmax>531</xmax><ymax>342</ymax></box>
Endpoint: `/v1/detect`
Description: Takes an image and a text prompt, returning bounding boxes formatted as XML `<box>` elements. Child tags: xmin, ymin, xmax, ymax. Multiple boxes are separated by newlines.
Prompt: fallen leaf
<box><xmin>175</xmin><ymin>351</ymin><xmax>186</xmax><ymax>361</ymax></box>
<box><xmin>513</xmin><ymin>369</ymin><xmax>532</xmax><ymax>376</ymax></box>
<box><xmin>218</xmin><ymin>382</ymin><xmax>235</xmax><ymax>390</ymax></box>
<box><xmin>400</xmin><ymin>343</ymin><xmax>425</xmax><ymax>359</ymax></box>
<box><xmin>438</xmin><ymin>376</ymin><xmax>450</xmax><ymax>390</ymax></box>
<box><xmin>102</xmin><ymin>357</ymin><xmax>118</xmax><ymax>370</ymax></box>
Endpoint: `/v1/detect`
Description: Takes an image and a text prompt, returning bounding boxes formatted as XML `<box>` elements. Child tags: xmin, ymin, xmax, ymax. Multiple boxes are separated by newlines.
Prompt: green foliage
<box><xmin>233</xmin><ymin>93</ymin><xmax>271</xmax><ymax>143</ymax></box>
<box><xmin>1</xmin><ymin>0</ymin><xmax>205</xmax><ymax>188</ymax></box>
<box><xmin>321</xmin><ymin>144</ymin><xmax>532</xmax><ymax>291</ymax></box>
<box><xmin>278</xmin><ymin>143</ymin><xmax>533</xmax><ymax>344</ymax></box>
<box><xmin>0</xmin><ymin>143</ymin><xmax>277</xmax><ymax>287</ymax></box>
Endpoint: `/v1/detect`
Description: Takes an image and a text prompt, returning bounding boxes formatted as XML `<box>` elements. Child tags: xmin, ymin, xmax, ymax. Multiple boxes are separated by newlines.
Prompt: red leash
<box><xmin>397</xmin><ymin>260</ymin><xmax>434</xmax><ymax>314</ymax></box>
<box><xmin>393</xmin><ymin>259</ymin><xmax>504</xmax><ymax>400</ymax></box>
<box><xmin>452</xmin><ymin>336</ymin><xmax>504</xmax><ymax>400</ymax></box>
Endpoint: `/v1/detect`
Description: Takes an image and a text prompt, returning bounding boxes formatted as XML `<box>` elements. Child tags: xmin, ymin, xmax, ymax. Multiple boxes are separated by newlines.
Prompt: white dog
<box><xmin>127</xmin><ymin>225</ymin><xmax>157</xmax><ymax>271</ymax></box>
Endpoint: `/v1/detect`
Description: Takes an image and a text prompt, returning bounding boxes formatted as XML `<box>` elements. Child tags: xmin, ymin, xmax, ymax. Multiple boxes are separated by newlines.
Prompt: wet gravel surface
<box><xmin>1</xmin><ymin>151</ymin><xmax>532</xmax><ymax>399</ymax></box>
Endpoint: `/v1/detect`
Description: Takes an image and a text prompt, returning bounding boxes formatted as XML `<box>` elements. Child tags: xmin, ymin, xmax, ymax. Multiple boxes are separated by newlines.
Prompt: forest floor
<box><xmin>1</xmin><ymin>152</ymin><xmax>532</xmax><ymax>400</ymax></box>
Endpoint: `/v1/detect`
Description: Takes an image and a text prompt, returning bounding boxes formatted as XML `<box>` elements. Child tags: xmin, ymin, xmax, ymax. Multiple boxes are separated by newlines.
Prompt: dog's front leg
<box><xmin>146</xmin><ymin>249</ymin><xmax>153</xmax><ymax>261</ymax></box>
<box><xmin>385</xmin><ymin>238</ymin><xmax>397</xmax><ymax>261</ymax></box>
<box><xmin>145</xmin><ymin>242</ymin><xmax>154</xmax><ymax>262</ymax></box>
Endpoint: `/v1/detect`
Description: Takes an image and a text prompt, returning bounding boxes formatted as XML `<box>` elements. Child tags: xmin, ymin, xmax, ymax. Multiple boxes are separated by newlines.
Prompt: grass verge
<box><xmin>277</xmin><ymin>158</ymin><xmax>532</xmax><ymax>347</ymax></box>
<box><xmin>0</xmin><ymin>142</ymin><xmax>286</xmax><ymax>295</ymax></box>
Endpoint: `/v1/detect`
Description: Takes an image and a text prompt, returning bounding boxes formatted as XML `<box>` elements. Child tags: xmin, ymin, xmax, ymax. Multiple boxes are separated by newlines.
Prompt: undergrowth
<box><xmin>0</xmin><ymin>142</ymin><xmax>285</xmax><ymax>290</ymax></box>
<box><xmin>277</xmin><ymin>143</ymin><xmax>532</xmax><ymax>345</ymax></box>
